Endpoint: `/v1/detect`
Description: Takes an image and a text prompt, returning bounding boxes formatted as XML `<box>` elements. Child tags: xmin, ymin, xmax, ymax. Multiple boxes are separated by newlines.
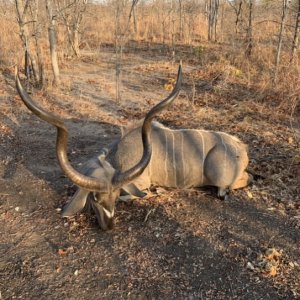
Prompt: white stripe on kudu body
<box><xmin>164</xmin><ymin>130</ymin><xmax>169</xmax><ymax>185</ymax></box>
<box><xmin>220</xmin><ymin>134</ymin><xmax>227</xmax><ymax>177</ymax></box>
<box><xmin>198</xmin><ymin>131</ymin><xmax>205</xmax><ymax>185</ymax></box>
<box><xmin>116</xmin><ymin>121</ymin><xmax>250</xmax><ymax>196</ymax></box>
<box><xmin>171</xmin><ymin>131</ymin><xmax>177</xmax><ymax>187</ymax></box>
<box><xmin>180</xmin><ymin>131</ymin><xmax>185</xmax><ymax>188</ymax></box>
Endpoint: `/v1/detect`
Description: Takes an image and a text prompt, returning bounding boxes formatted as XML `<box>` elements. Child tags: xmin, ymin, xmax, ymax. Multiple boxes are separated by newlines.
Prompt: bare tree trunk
<box><xmin>179</xmin><ymin>0</ymin><xmax>183</xmax><ymax>41</ymax></box>
<box><xmin>73</xmin><ymin>26</ymin><xmax>80</xmax><ymax>56</ymax></box>
<box><xmin>114</xmin><ymin>0</ymin><xmax>139</xmax><ymax>103</ymax></box>
<box><xmin>55</xmin><ymin>0</ymin><xmax>87</xmax><ymax>58</ymax></box>
<box><xmin>114</xmin><ymin>0</ymin><xmax>122</xmax><ymax>103</ymax></box>
<box><xmin>15</xmin><ymin>0</ymin><xmax>40</xmax><ymax>85</ymax></box>
<box><xmin>219</xmin><ymin>0</ymin><xmax>225</xmax><ymax>42</ymax></box>
<box><xmin>208</xmin><ymin>0</ymin><xmax>212</xmax><ymax>40</ymax></box>
<box><xmin>132</xmin><ymin>4</ymin><xmax>138</xmax><ymax>34</ymax></box>
<box><xmin>274</xmin><ymin>0</ymin><xmax>289</xmax><ymax>84</ymax></box>
<box><xmin>245</xmin><ymin>0</ymin><xmax>253</xmax><ymax>57</ymax></box>
<box><xmin>214</xmin><ymin>0</ymin><xmax>219</xmax><ymax>42</ymax></box>
<box><xmin>291</xmin><ymin>0</ymin><xmax>300</xmax><ymax>61</ymax></box>
<box><xmin>31</xmin><ymin>0</ymin><xmax>45</xmax><ymax>87</ymax></box>
<box><xmin>208</xmin><ymin>0</ymin><xmax>219</xmax><ymax>42</ymax></box>
<box><xmin>227</xmin><ymin>0</ymin><xmax>243</xmax><ymax>35</ymax></box>
<box><xmin>46</xmin><ymin>0</ymin><xmax>60</xmax><ymax>86</ymax></box>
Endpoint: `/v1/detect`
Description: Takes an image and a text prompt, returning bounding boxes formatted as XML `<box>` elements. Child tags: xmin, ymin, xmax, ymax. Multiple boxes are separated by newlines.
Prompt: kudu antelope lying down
<box><xmin>16</xmin><ymin>65</ymin><xmax>251</xmax><ymax>230</ymax></box>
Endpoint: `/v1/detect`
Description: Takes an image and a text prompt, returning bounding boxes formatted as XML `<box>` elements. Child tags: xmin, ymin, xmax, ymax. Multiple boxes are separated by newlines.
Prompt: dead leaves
<box><xmin>247</xmin><ymin>248</ymin><xmax>282</xmax><ymax>277</ymax></box>
<box><xmin>58</xmin><ymin>246</ymin><xmax>75</xmax><ymax>257</ymax></box>
<box><xmin>288</xmin><ymin>136</ymin><xmax>294</xmax><ymax>144</ymax></box>
<box><xmin>246</xmin><ymin>190</ymin><xmax>253</xmax><ymax>199</ymax></box>
<box><xmin>164</xmin><ymin>78</ymin><xmax>176</xmax><ymax>91</ymax></box>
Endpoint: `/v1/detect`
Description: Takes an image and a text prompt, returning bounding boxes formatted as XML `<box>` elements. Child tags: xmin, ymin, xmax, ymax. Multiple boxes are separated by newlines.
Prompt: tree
<box><xmin>207</xmin><ymin>0</ymin><xmax>219</xmax><ymax>42</ymax></box>
<box><xmin>245</xmin><ymin>0</ymin><xmax>254</xmax><ymax>57</ymax></box>
<box><xmin>56</xmin><ymin>0</ymin><xmax>88</xmax><ymax>58</ymax></box>
<box><xmin>46</xmin><ymin>0</ymin><xmax>60</xmax><ymax>86</ymax></box>
<box><xmin>15</xmin><ymin>0</ymin><xmax>43</xmax><ymax>86</ymax></box>
<box><xmin>274</xmin><ymin>0</ymin><xmax>289</xmax><ymax>83</ymax></box>
<box><xmin>227</xmin><ymin>0</ymin><xmax>244</xmax><ymax>34</ymax></box>
<box><xmin>114</xmin><ymin>0</ymin><xmax>139</xmax><ymax>102</ymax></box>
<box><xmin>291</xmin><ymin>0</ymin><xmax>300</xmax><ymax>61</ymax></box>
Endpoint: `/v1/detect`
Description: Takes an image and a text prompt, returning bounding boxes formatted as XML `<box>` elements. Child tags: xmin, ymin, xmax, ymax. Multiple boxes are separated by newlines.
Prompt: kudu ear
<box><xmin>62</xmin><ymin>188</ymin><xmax>89</xmax><ymax>217</ymax></box>
<box><xmin>121</xmin><ymin>183</ymin><xmax>147</xmax><ymax>198</ymax></box>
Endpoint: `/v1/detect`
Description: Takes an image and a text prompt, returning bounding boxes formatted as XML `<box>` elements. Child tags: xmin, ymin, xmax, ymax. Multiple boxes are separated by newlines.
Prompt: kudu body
<box><xmin>114</xmin><ymin>121</ymin><xmax>250</xmax><ymax>193</ymax></box>
<box><xmin>16</xmin><ymin>65</ymin><xmax>251</xmax><ymax>230</ymax></box>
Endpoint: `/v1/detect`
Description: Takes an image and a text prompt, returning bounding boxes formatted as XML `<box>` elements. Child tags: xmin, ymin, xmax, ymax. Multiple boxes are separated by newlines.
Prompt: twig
<box><xmin>144</xmin><ymin>208</ymin><xmax>155</xmax><ymax>222</ymax></box>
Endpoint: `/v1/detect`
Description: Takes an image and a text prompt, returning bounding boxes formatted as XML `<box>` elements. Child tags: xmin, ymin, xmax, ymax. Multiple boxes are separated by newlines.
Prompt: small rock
<box><xmin>247</xmin><ymin>262</ymin><xmax>255</xmax><ymax>271</ymax></box>
<box><xmin>58</xmin><ymin>249</ymin><xmax>67</xmax><ymax>256</ymax></box>
<box><xmin>15</xmin><ymin>207</ymin><xmax>20</xmax><ymax>212</ymax></box>
<box><xmin>56</xmin><ymin>208</ymin><xmax>62</xmax><ymax>212</ymax></box>
<box><xmin>74</xmin><ymin>270</ymin><xmax>79</xmax><ymax>276</ymax></box>
<box><xmin>67</xmin><ymin>246</ymin><xmax>75</xmax><ymax>253</ymax></box>
<box><xmin>246</xmin><ymin>191</ymin><xmax>253</xmax><ymax>199</ymax></box>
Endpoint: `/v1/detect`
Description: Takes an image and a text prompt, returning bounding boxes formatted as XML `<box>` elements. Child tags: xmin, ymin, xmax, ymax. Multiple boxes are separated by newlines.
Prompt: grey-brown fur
<box><xmin>107</xmin><ymin>121</ymin><xmax>250</xmax><ymax>196</ymax></box>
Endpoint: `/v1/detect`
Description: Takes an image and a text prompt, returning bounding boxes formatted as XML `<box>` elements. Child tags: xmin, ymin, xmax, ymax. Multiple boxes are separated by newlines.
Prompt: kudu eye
<box><xmin>93</xmin><ymin>192</ymin><xmax>103</xmax><ymax>203</ymax></box>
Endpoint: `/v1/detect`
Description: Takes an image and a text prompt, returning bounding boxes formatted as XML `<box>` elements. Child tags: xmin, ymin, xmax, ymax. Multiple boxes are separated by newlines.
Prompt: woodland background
<box><xmin>0</xmin><ymin>0</ymin><xmax>300</xmax><ymax>105</ymax></box>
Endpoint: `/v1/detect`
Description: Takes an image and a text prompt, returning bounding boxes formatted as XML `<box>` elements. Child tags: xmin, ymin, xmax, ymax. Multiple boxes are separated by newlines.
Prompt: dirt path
<box><xmin>0</xmin><ymin>47</ymin><xmax>299</xmax><ymax>299</ymax></box>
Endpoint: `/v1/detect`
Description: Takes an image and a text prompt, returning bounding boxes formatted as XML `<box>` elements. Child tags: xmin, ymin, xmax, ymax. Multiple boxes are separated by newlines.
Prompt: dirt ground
<box><xmin>0</xmin><ymin>45</ymin><xmax>299</xmax><ymax>299</ymax></box>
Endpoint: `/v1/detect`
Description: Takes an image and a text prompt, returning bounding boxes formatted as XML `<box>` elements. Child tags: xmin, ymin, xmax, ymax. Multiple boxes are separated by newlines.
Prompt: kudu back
<box><xmin>16</xmin><ymin>65</ymin><xmax>251</xmax><ymax>230</ymax></box>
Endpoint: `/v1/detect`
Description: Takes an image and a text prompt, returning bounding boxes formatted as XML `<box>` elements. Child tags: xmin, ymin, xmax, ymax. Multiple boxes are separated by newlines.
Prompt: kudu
<box><xmin>16</xmin><ymin>64</ymin><xmax>251</xmax><ymax>230</ymax></box>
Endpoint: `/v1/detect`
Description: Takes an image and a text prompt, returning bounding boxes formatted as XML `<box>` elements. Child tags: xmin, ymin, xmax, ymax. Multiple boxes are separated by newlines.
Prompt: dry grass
<box><xmin>0</xmin><ymin>1</ymin><xmax>299</xmax><ymax>120</ymax></box>
<box><xmin>0</xmin><ymin>17</ymin><xmax>19</xmax><ymax>67</ymax></box>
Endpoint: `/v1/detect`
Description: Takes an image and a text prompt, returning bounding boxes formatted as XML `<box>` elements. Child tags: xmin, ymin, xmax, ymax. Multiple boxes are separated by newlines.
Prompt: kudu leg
<box><xmin>230</xmin><ymin>171</ymin><xmax>252</xmax><ymax>190</ymax></box>
<box><xmin>217</xmin><ymin>187</ymin><xmax>230</xmax><ymax>201</ymax></box>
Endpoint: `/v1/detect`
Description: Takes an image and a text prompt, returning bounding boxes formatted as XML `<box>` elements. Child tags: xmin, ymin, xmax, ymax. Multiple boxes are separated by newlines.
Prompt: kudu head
<box><xmin>16</xmin><ymin>65</ymin><xmax>182</xmax><ymax>230</ymax></box>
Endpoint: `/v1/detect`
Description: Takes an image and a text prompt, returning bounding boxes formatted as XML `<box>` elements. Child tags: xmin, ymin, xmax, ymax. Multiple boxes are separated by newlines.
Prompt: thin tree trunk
<box><xmin>179</xmin><ymin>0</ymin><xmax>183</xmax><ymax>41</ymax></box>
<box><xmin>214</xmin><ymin>0</ymin><xmax>219</xmax><ymax>42</ymax></box>
<box><xmin>115</xmin><ymin>0</ymin><xmax>122</xmax><ymax>103</ymax></box>
<box><xmin>73</xmin><ymin>26</ymin><xmax>80</xmax><ymax>56</ymax></box>
<box><xmin>114</xmin><ymin>0</ymin><xmax>139</xmax><ymax>102</ymax></box>
<box><xmin>236</xmin><ymin>1</ymin><xmax>243</xmax><ymax>34</ymax></box>
<box><xmin>31</xmin><ymin>0</ymin><xmax>45</xmax><ymax>87</ymax></box>
<box><xmin>15</xmin><ymin>0</ymin><xmax>40</xmax><ymax>85</ymax></box>
<box><xmin>228</xmin><ymin>0</ymin><xmax>243</xmax><ymax>35</ymax></box>
<box><xmin>208</xmin><ymin>0</ymin><xmax>219</xmax><ymax>42</ymax></box>
<box><xmin>245</xmin><ymin>0</ymin><xmax>253</xmax><ymax>57</ymax></box>
<box><xmin>71</xmin><ymin>1</ymin><xmax>87</xmax><ymax>57</ymax></box>
<box><xmin>208</xmin><ymin>0</ymin><xmax>212</xmax><ymax>40</ymax></box>
<box><xmin>132</xmin><ymin>4</ymin><xmax>138</xmax><ymax>34</ymax></box>
<box><xmin>46</xmin><ymin>0</ymin><xmax>60</xmax><ymax>86</ymax></box>
<box><xmin>291</xmin><ymin>0</ymin><xmax>300</xmax><ymax>61</ymax></box>
<box><xmin>274</xmin><ymin>0</ymin><xmax>289</xmax><ymax>84</ymax></box>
